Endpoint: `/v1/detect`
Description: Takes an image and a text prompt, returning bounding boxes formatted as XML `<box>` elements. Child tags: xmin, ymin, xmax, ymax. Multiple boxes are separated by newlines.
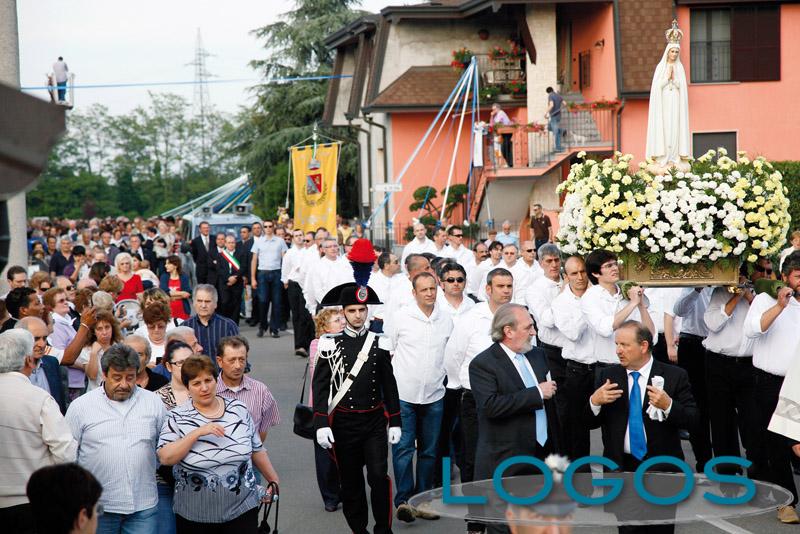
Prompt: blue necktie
<box><xmin>629</xmin><ymin>371</ymin><xmax>647</xmax><ymax>460</ymax></box>
<box><xmin>515</xmin><ymin>354</ymin><xmax>548</xmax><ymax>446</ymax></box>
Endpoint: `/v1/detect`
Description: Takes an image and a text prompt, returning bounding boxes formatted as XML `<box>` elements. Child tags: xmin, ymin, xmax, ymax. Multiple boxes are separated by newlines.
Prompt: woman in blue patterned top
<box><xmin>157</xmin><ymin>355</ymin><xmax>279</xmax><ymax>533</ymax></box>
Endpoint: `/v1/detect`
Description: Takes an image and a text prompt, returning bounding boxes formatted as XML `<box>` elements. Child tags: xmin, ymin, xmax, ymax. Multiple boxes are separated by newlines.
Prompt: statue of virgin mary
<box><xmin>646</xmin><ymin>20</ymin><xmax>691</xmax><ymax>173</ymax></box>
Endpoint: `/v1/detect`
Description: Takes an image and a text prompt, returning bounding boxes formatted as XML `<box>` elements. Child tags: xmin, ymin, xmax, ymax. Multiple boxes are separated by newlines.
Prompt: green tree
<box><xmin>28</xmin><ymin>94</ymin><xmax>240</xmax><ymax>218</ymax></box>
<box><xmin>236</xmin><ymin>0</ymin><xmax>364</xmax><ymax>220</ymax></box>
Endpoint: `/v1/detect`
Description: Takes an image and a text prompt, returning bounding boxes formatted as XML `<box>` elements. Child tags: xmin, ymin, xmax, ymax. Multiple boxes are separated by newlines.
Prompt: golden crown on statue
<box><xmin>665</xmin><ymin>19</ymin><xmax>683</xmax><ymax>45</ymax></box>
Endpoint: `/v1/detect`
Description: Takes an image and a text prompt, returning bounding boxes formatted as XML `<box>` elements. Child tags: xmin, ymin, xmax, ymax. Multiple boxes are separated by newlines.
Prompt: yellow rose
<box><xmin>622</xmin><ymin>176</ymin><xmax>632</xmax><ymax>185</ymax></box>
<box><xmin>747</xmin><ymin>254</ymin><xmax>758</xmax><ymax>262</ymax></box>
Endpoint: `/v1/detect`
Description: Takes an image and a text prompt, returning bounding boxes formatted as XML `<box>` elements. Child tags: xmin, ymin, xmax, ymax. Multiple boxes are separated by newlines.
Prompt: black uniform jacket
<box><xmin>312</xmin><ymin>329</ymin><xmax>401</xmax><ymax>430</ymax></box>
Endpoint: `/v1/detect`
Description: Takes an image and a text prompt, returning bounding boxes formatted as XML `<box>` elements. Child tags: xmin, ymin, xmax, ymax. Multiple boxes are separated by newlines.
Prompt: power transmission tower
<box><xmin>186</xmin><ymin>28</ymin><xmax>214</xmax><ymax>167</ymax></box>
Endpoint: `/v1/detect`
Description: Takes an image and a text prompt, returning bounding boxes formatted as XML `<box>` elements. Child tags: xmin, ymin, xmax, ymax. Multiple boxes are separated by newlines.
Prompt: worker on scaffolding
<box><xmin>52</xmin><ymin>56</ymin><xmax>69</xmax><ymax>103</ymax></box>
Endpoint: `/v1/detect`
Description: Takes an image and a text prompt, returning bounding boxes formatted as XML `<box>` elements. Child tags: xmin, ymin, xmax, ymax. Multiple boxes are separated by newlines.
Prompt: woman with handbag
<box><xmin>158</xmin><ymin>355</ymin><xmax>279</xmax><ymax>533</ymax></box>
<box><xmin>307</xmin><ymin>308</ymin><xmax>345</xmax><ymax>512</ymax></box>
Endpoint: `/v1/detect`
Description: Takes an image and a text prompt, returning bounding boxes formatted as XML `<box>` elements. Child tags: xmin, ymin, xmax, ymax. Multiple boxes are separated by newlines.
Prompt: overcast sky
<box><xmin>17</xmin><ymin>0</ymin><xmax>390</xmax><ymax>115</ymax></box>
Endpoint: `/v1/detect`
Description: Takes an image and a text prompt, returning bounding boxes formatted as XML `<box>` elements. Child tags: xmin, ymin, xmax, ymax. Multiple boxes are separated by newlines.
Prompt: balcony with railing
<box><xmin>468</xmin><ymin>102</ymin><xmax>619</xmax><ymax>220</ymax></box>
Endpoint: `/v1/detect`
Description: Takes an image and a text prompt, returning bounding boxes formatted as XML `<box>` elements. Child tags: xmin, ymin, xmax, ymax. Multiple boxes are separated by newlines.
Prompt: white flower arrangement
<box><xmin>556</xmin><ymin>150</ymin><xmax>791</xmax><ymax>267</ymax></box>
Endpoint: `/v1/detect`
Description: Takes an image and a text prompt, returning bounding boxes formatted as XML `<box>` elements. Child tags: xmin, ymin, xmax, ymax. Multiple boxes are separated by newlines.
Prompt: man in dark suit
<box><xmin>216</xmin><ymin>235</ymin><xmax>248</xmax><ymax>325</ymax></box>
<box><xmin>190</xmin><ymin>220</ymin><xmax>213</xmax><ymax>284</ymax></box>
<box><xmin>470</xmin><ymin>303</ymin><xmax>559</xmax><ymax>534</ymax></box>
<box><xmin>470</xmin><ymin>303</ymin><xmax>559</xmax><ymax>478</ymax></box>
<box><xmin>17</xmin><ymin>317</ymin><xmax>67</xmax><ymax>414</ymax></box>
<box><xmin>589</xmin><ymin>320</ymin><xmax>699</xmax><ymax>534</ymax></box>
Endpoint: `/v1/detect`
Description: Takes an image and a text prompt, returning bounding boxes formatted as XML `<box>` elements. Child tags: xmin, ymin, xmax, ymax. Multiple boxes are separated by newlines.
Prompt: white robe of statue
<box><xmin>645</xmin><ymin>44</ymin><xmax>690</xmax><ymax>169</ymax></box>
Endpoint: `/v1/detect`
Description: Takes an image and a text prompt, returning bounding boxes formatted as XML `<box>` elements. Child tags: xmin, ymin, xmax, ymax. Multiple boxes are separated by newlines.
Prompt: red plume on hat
<box><xmin>347</xmin><ymin>238</ymin><xmax>377</xmax><ymax>291</ymax></box>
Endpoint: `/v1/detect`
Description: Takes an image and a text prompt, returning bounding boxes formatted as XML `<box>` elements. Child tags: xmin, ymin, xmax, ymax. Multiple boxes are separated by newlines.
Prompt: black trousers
<box><xmin>435</xmin><ymin>387</ymin><xmax>464</xmax><ymax>487</ymax></box>
<box><xmin>564</xmin><ymin>360</ymin><xmax>603</xmax><ymax>462</ymax></box>
<box><xmin>677</xmin><ymin>334</ymin><xmax>712</xmax><ymax>471</ymax></box>
<box><xmin>753</xmin><ymin>368</ymin><xmax>798</xmax><ymax>506</ymax></box>
<box><xmin>331</xmin><ymin>408</ymin><xmax>393</xmax><ymax>534</ymax></box>
<box><xmin>705</xmin><ymin>351</ymin><xmax>759</xmax><ymax>473</ymax></box>
<box><xmin>539</xmin><ymin>341</ymin><xmax>568</xmax><ymax>455</ymax></box>
<box><xmin>219</xmin><ymin>284</ymin><xmax>243</xmax><ymax>325</ymax></box>
<box><xmin>500</xmin><ymin>133</ymin><xmax>513</xmax><ymax>167</ymax></box>
<box><xmin>652</xmin><ymin>333</ymin><xmax>670</xmax><ymax>364</ymax></box>
<box><xmin>460</xmin><ymin>389</ymin><xmax>479</xmax><ymax>483</ymax></box>
<box><xmin>288</xmin><ymin>281</ymin><xmax>315</xmax><ymax>352</ymax></box>
<box><xmin>314</xmin><ymin>440</ymin><xmax>342</xmax><ymax>508</ymax></box>
<box><xmin>280</xmin><ymin>284</ymin><xmax>290</xmax><ymax>327</ymax></box>
<box><xmin>0</xmin><ymin>503</ymin><xmax>34</xmax><ymax>534</ymax></box>
<box><xmin>176</xmin><ymin>507</ymin><xmax>258</xmax><ymax>534</ymax></box>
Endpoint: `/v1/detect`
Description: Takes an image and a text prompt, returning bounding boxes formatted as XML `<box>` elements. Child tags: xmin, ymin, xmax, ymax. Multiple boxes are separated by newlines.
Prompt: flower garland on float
<box><xmin>556</xmin><ymin>148</ymin><xmax>790</xmax><ymax>268</ymax></box>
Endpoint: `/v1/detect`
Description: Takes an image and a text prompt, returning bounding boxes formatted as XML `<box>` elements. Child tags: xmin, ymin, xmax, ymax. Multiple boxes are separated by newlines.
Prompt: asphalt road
<box><xmin>243</xmin><ymin>323</ymin><xmax>798</xmax><ymax>534</ymax></box>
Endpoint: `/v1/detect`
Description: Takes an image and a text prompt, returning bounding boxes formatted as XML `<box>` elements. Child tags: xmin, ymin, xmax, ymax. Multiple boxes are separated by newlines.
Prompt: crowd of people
<box><xmin>3</xmin><ymin>212</ymin><xmax>800</xmax><ymax>534</ymax></box>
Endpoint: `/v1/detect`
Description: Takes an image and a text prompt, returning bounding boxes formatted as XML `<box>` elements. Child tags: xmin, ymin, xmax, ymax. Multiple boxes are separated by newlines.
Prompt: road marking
<box><xmin>704</xmin><ymin>518</ymin><xmax>753</xmax><ymax>534</ymax></box>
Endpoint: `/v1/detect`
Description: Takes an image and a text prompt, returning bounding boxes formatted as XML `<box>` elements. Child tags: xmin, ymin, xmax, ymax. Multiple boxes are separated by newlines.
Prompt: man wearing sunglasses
<box><xmin>443</xmin><ymin>226</ymin><xmax>473</xmax><ymax>267</ymax></box>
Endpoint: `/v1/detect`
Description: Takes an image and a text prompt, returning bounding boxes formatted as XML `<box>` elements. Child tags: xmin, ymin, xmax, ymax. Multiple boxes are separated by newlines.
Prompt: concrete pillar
<box><xmin>525</xmin><ymin>5</ymin><xmax>559</xmax><ymax>123</ymax></box>
<box><xmin>0</xmin><ymin>0</ymin><xmax>29</xmax><ymax>291</ymax></box>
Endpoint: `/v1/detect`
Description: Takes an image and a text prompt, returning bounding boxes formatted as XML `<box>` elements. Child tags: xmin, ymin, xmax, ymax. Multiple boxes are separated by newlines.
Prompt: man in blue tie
<box><xmin>589</xmin><ymin>320</ymin><xmax>699</xmax><ymax>534</ymax></box>
<box><xmin>470</xmin><ymin>303</ymin><xmax>558</xmax><ymax>475</ymax></box>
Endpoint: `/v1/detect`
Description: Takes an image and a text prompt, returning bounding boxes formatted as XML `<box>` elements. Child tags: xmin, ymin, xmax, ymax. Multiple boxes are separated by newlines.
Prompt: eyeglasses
<box><xmin>525</xmin><ymin>249</ymin><xmax>534</xmax><ymax>253</ymax></box>
<box><xmin>65</xmin><ymin>285</ymin><xmax>74</xmax><ymax>290</ymax></box>
<box><xmin>39</xmin><ymin>286</ymin><xmax>51</xmax><ymax>291</ymax></box>
<box><xmin>264</xmin><ymin>224</ymin><xmax>274</xmax><ymax>228</ymax></box>
<box><xmin>451</xmin><ymin>233</ymin><xmax>463</xmax><ymax>238</ymax></box>
<box><xmin>170</xmin><ymin>359</ymin><xmax>188</xmax><ymax>367</ymax></box>
<box><xmin>304</xmin><ymin>239</ymin><xmax>312</xmax><ymax>243</ymax></box>
<box><xmin>754</xmin><ymin>265</ymin><xmax>773</xmax><ymax>274</ymax></box>
<box><xmin>444</xmin><ymin>277</ymin><xmax>466</xmax><ymax>284</ymax></box>
<box><xmin>55</xmin><ymin>298</ymin><xmax>67</xmax><ymax>304</ymax></box>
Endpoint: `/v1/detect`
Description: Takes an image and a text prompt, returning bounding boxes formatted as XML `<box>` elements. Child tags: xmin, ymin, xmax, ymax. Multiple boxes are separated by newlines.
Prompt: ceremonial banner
<box><xmin>291</xmin><ymin>143</ymin><xmax>338</xmax><ymax>233</ymax></box>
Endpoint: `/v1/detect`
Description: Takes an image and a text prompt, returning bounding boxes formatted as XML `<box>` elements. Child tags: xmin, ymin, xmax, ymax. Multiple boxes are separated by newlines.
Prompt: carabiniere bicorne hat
<box><xmin>319</xmin><ymin>238</ymin><xmax>383</xmax><ymax>307</ymax></box>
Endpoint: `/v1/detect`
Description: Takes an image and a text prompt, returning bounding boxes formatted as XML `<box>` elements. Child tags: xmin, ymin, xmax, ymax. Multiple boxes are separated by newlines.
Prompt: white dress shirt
<box><xmin>525</xmin><ymin>275</ymin><xmax>568</xmax><ymax>348</ymax></box>
<box><xmin>368</xmin><ymin>270</ymin><xmax>397</xmax><ymax>320</ymax></box>
<box><xmin>385</xmin><ymin>277</ymin><xmax>444</xmax><ymax>331</ymax></box>
<box><xmin>400</xmin><ymin>237</ymin><xmax>436</xmax><ymax>272</ymax></box>
<box><xmin>702</xmin><ymin>286</ymin><xmax>753</xmax><ymax>356</ymax></box>
<box><xmin>438</xmin><ymin>293</ymin><xmax>476</xmax><ymax>319</ymax></box>
<box><xmin>444</xmin><ymin>301</ymin><xmax>495</xmax><ymax>390</ymax></box>
<box><xmin>589</xmin><ymin>356</ymin><xmax>672</xmax><ymax>453</ymax></box>
<box><xmin>673</xmin><ymin>287</ymin><xmax>712</xmax><ymax>337</ymax></box>
<box><xmin>446</xmin><ymin>244</ymin><xmax>474</xmax><ymax>269</ymax></box>
<box><xmin>304</xmin><ymin>256</ymin><xmax>354</xmax><ymax>314</ymax></box>
<box><xmin>552</xmin><ymin>285</ymin><xmax>595</xmax><ymax>363</ymax></box>
<box><xmin>385</xmin><ymin>302</ymin><xmax>453</xmax><ymax>404</ymax></box>
<box><xmin>743</xmin><ymin>293</ymin><xmax>800</xmax><ymax>376</ymax></box>
<box><xmin>645</xmin><ymin>287</ymin><xmax>683</xmax><ymax>337</ymax></box>
<box><xmin>507</xmin><ymin>260</ymin><xmax>535</xmax><ymax>304</ymax></box>
<box><xmin>280</xmin><ymin>245</ymin><xmax>305</xmax><ymax>284</ymax></box>
<box><xmin>581</xmin><ymin>284</ymin><xmax>647</xmax><ymax>364</ymax></box>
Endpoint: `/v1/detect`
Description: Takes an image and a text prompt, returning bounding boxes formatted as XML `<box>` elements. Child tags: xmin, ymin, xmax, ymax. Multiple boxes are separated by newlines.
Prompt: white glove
<box><xmin>388</xmin><ymin>427</ymin><xmax>402</xmax><ymax>444</ymax></box>
<box><xmin>316</xmin><ymin>427</ymin><xmax>335</xmax><ymax>449</ymax></box>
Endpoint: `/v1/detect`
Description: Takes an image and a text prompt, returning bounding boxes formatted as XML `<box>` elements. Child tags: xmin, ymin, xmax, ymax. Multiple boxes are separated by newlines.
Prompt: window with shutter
<box><xmin>691</xmin><ymin>4</ymin><xmax>780</xmax><ymax>83</ymax></box>
<box><xmin>731</xmin><ymin>5</ymin><xmax>780</xmax><ymax>82</ymax></box>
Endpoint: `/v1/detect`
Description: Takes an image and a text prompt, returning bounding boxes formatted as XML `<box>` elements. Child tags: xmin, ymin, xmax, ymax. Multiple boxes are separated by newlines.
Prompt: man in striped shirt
<box><xmin>183</xmin><ymin>284</ymin><xmax>239</xmax><ymax>364</ymax></box>
<box><xmin>215</xmin><ymin>336</ymin><xmax>280</xmax><ymax>441</ymax></box>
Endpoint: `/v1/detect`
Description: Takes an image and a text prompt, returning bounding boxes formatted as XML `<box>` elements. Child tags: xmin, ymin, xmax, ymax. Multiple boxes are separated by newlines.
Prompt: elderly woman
<box><xmin>114</xmin><ymin>252</ymin><xmax>144</xmax><ymax>303</ymax></box>
<box><xmin>44</xmin><ymin>287</ymin><xmax>84</xmax><ymax>401</ymax></box>
<box><xmin>159</xmin><ymin>255</ymin><xmax>192</xmax><ymax>321</ymax></box>
<box><xmin>158</xmin><ymin>355</ymin><xmax>279</xmax><ymax>533</ymax></box>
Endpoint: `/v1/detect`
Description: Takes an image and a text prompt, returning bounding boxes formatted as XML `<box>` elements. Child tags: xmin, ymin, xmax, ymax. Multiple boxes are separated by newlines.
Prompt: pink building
<box><xmin>323</xmin><ymin>0</ymin><xmax>800</xmax><ymax>246</ymax></box>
